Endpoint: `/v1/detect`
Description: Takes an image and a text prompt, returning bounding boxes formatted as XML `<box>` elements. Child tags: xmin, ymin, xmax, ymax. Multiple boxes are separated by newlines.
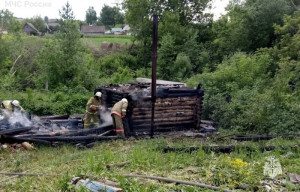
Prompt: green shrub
<box><xmin>96</xmin><ymin>53</ymin><xmax>137</xmax><ymax>85</ymax></box>
<box><xmin>0</xmin><ymin>88</ymin><xmax>90</xmax><ymax>116</ymax></box>
<box><xmin>186</xmin><ymin>52</ymin><xmax>299</xmax><ymax>133</ymax></box>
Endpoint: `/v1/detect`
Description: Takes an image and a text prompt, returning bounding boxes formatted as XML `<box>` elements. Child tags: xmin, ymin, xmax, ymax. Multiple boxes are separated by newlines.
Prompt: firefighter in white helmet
<box><xmin>111</xmin><ymin>98</ymin><xmax>128</xmax><ymax>138</ymax></box>
<box><xmin>0</xmin><ymin>100</ymin><xmax>25</xmax><ymax>119</ymax></box>
<box><xmin>83</xmin><ymin>92</ymin><xmax>102</xmax><ymax>128</ymax></box>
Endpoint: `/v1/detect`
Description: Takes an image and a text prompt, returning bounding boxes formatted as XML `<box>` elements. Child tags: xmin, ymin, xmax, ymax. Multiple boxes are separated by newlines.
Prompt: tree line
<box><xmin>0</xmin><ymin>0</ymin><xmax>300</xmax><ymax>133</ymax></box>
<box><xmin>0</xmin><ymin>2</ymin><xmax>125</xmax><ymax>34</ymax></box>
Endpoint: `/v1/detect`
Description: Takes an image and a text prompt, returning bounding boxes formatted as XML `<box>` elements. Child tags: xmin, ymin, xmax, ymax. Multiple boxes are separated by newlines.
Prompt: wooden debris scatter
<box><xmin>0</xmin><ymin>114</ymin><xmax>114</xmax><ymax>147</ymax></box>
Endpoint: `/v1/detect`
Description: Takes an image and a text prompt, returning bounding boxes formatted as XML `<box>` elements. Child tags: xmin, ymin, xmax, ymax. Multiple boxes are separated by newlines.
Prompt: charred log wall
<box><xmin>96</xmin><ymin>87</ymin><xmax>129</xmax><ymax>108</ymax></box>
<box><xmin>95</xmin><ymin>85</ymin><xmax>204</xmax><ymax>136</ymax></box>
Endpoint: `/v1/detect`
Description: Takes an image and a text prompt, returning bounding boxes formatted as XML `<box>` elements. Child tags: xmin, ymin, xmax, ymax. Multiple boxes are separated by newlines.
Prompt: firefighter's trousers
<box><xmin>111</xmin><ymin>114</ymin><xmax>125</xmax><ymax>138</ymax></box>
<box><xmin>84</xmin><ymin>113</ymin><xmax>99</xmax><ymax>128</ymax></box>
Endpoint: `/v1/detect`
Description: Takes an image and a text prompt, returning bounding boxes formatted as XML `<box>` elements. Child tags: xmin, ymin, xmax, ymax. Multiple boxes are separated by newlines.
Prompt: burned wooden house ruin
<box><xmin>0</xmin><ymin>78</ymin><xmax>204</xmax><ymax>146</ymax></box>
<box><xmin>95</xmin><ymin>78</ymin><xmax>204</xmax><ymax>136</ymax></box>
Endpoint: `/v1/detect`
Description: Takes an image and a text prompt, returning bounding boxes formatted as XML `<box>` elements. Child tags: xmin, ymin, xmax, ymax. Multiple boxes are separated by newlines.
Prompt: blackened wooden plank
<box><xmin>0</xmin><ymin>127</ymin><xmax>32</xmax><ymax>136</ymax></box>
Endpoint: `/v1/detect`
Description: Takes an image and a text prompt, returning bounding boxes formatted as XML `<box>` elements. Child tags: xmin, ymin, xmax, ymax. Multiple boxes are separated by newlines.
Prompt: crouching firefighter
<box><xmin>111</xmin><ymin>98</ymin><xmax>128</xmax><ymax>138</ymax></box>
<box><xmin>84</xmin><ymin>92</ymin><xmax>102</xmax><ymax>129</ymax></box>
<box><xmin>0</xmin><ymin>100</ymin><xmax>25</xmax><ymax>119</ymax></box>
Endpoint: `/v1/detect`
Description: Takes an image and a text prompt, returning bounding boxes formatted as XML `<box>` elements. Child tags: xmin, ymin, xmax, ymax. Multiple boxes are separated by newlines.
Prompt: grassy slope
<box><xmin>81</xmin><ymin>35</ymin><xmax>132</xmax><ymax>47</ymax></box>
<box><xmin>0</xmin><ymin>137</ymin><xmax>299</xmax><ymax>191</ymax></box>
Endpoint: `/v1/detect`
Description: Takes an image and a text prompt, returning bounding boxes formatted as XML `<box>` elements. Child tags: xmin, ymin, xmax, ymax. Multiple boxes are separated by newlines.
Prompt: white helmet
<box><xmin>95</xmin><ymin>92</ymin><xmax>102</xmax><ymax>97</ymax></box>
<box><xmin>11</xmin><ymin>100</ymin><xmax>20</xmax><ymax>107</ymax></box>
<box><xmin>121</xmin><ymin>98</ymin><xmax>128</xmax><ymax>103</ymax></box>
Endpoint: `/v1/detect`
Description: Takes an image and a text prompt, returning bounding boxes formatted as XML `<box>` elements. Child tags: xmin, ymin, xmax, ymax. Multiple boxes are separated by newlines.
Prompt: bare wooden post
<box><xmin>151</xmin><ymin>15</ymin><xmax>158</xmax><ymax>138</ymax></box>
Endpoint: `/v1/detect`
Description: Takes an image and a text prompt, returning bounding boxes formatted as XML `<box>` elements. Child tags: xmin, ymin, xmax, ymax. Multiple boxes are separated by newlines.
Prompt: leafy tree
<box><xmin>55</xmin><ymin>4</ymin><xmax>81</xmax><ymax>86</ymax></box>
<box><xmin>100</xmin><ymin>5</ymin><xmax>114</xmax><ymax>26</ymax></box>
<box><xmin>172</xmin><ymin>53</ymin><xmax>192</xmax><ymax>81</ymax></box>
<box><xmin>272</xmin><ymin>10</ymin><xmax>300</xmax><ymax>96</ymax></box>
<box><xmin>85</xmin><ymin>6</ymin><xmax>97</xmax><ymax>25</ymax></box>
<box><xmin>156</xmin><ymin>32</ymin><xmax>193</xmax><ymax>81</ymax></box>
<box><xmin>157</xmin><ymin>33</ymin><xmax>176</xmax><ymax>80</ymax></box>
<box><xmin>0</xmin><ymin>9</ymin><xmax>21</xmax><ymax>33</ymax></box>
<box><xmin>181</xmin><ymin>31</ymin><xmax>204</xmax><ymax>73</ymax></box>
<box><xmin>124</xmin><ymin>0</ymin><xmax>212</xmax><ymax>37</ymax></box>
<box><xmin>187</xmin><ymin>52</ymin><xmax>274</xmax><ymax>132</ymax></box>
<box><xmin>0</xmin><ymin>33</ymin><xmax>45</xmax><ymax>90</ymax></box>
<box><xmin>34</xmin><ymin>2</ymin><xmax>97</xmax><ymax>89</ymax></box>
<box><xmin>0</xmin><ymin>9</ymin><xmax>14</xmax><ymax>30</ymax></box>
<box><xmin>34</xmin><ymin>38</ymin><xmax>64</xmax><ymax>88</ymax></box>
<box><xmin>212</xmin><ymin>0</ymin><xmax>292</xmax><ymax>62</ymax></box>
<box><xmin>96</xmin><ymin>53</ymin><xmax>136</xmax><ymax>84</ymax></box>
<box><xmin>161</xmin><ymin>0</ymin><xmax>213</xmax><ymax>25</ymax></box>
<box><xmin>59</xmin><ymin>1</ymin><xmax>75</xmax><ymax>20</ymax></box>
<box><xmin>114</xmin><ymin>8</ymin><xmax>125</xmax><ymax>25</ymax></box>
<box><xmin>274</xmin><ymin>11</ymin><xmax>300</xmax><ymax>60</ymax></box>
<box><xmin>246</xmin><ymin>0</ymin><xmax>293</xmax><ymax>50</ymax></box>
<box><xmin>123</xmin><ymin>0</ymin><xmax>212</xmax><ymax>75</ymax></box>
<box><xmin>0</xmin><ymin>35</ymin><xmax>12</xmax><ymax>76</ymax></box>
<box><xmin>99</xmin><ymin>5</ymin><xmax>124</xmax><ymax>26</ymax></box>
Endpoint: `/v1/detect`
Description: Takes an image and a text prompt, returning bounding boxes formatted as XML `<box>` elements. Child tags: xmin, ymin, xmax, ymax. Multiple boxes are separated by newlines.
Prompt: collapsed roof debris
<box><xmin>0</xmin><ymin>111</ymin><xmax>115</xmax><ymax>146</ymax></box>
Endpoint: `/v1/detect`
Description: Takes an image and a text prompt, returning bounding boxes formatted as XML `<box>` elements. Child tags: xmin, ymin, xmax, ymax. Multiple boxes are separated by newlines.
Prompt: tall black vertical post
<box><xmin>151</xmin><ymin>15</ymin><xmax>158</xmax><ymax>138</ymax></box>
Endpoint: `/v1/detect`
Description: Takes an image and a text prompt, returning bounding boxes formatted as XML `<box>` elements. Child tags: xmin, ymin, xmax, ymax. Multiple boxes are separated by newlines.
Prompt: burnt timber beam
<box><xmin>26</xmin><ymin>135</ymin><xmax>118</xmax><ymax>142</ymax></box>
<box><xmin>0</xmin><ymin>127</ymin><xmax>32</xmax><ymax>136</ymax></box>
<box><xmin>1</xmin><ymin>135</ymin><xmax>51</xmax><ymax>145</ymax></box>
<box><xmin>39</xmin><ymin>114</ymin><xmax>69</xmax><ymax>120</ymax></box>
<box><xmin>64</xmin><ymin>123</ymin><xmax>113</xmax><ymax>136</ymax></box>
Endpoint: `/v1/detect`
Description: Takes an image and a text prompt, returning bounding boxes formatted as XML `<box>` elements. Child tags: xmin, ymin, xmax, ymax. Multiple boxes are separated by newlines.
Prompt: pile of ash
<box><xmin>0</xmin><ymin>112</ymin><xmax>82</xmax><ymax>135</ymax></box>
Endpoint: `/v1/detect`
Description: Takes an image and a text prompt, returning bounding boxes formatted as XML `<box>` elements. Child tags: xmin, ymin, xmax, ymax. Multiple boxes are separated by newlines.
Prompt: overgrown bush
<box><xmin>0</xmin><ymin>88</ymin><xmax>90</xmax><ymax>116</ymax></box>
<box><xmin>187</xmin><ymin>52</ymin><xmax>300</xmax><ymax>133</ymax></box>
<box><xmin>96</xmin><ymin>53</ymin><xmax>137</xmax><ymax>84</ymax></box>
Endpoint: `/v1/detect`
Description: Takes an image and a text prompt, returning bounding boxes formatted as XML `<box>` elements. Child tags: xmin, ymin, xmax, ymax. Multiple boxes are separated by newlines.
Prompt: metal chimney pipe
<box><xmin>151</xmin><ymin>15</ymin><xmax>158</xmax><ymax>138</ymax></box>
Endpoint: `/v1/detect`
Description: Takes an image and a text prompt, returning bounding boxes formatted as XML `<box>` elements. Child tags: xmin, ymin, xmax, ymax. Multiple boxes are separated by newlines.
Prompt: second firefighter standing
<box><xmin>111</xmin><ymin>98</ymin><xmax>128</xmax><ymax>138</ymax></box>
<box><xmin>84</xmin><ymin>92</ymin><xmax>102</xmax><ymax>128</ymax></box>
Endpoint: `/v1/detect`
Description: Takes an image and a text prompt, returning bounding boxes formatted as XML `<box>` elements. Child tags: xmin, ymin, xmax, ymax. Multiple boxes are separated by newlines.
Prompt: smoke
<box><xmin>8</xmin><ymin>111</ymin><xmax>32</xmax><ymax>127</ymax></box>
<box><xmin>99</xmin><ymin>109</ymin><xmax>112</xmax><ymax>127</ymax></box>
<box><xmin>0</xmin><ymin>108</ymin><xmax>113</xmax><ymax>133</ymax></box>
<box><xmin>129</xmin><ymin>89</ymin><xmax>151</xmax><ymax>101</ymax></box>
<box><xmin>29</xmin><ymin>115</ymin><xmax>68</xmax><ymax>133</ymax></box>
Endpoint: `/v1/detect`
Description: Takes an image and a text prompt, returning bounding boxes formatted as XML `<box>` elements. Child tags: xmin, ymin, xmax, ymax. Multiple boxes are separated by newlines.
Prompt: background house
<box><xmin>47</xmin><ymin>19</ymin><xmax>59</xmax><ymax>27</ymax></box>
<box><xmin>22</xmin><ymin>23</ymin><xmax>41</xmax><ymax>36</ymax></box>
<box><xmin>81</xmin><ymin>25</ymin><xmax>105</xmax><ymax>35</ymax></box>
<box><xmin>122</xmin><ymin>24</ymin><xmax>131</xmax><ymax>35</ymax></box>
<box><xmin>110</xmin><ymin>28</ymin><xmax>123</xmax><ymax>35</ymax></box>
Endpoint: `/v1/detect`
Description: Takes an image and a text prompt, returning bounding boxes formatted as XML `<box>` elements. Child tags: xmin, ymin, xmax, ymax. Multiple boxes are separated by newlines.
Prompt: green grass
<box><xmin>0</xmin><ymin>137</ymin><xmax>299</xmax><ymax>191</ymax></box>
<box><xmin>81</xmin><ymin>36</ymin><xmax>133</xmax><ymax>47</ymax></box>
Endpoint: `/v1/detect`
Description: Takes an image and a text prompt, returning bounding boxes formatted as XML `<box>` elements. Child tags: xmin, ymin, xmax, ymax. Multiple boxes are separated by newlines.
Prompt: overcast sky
<box><xmin>0</xmin><ymin>0</ymin><xmax>229</xmax><ymax>21</ymax></box>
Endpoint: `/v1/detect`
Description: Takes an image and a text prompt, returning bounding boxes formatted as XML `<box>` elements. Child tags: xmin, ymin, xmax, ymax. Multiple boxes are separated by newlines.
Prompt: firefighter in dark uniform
<box><xmin>84</xmin><ymin>92</ymin><xmax>102</xmax><ymax>128</ymax></box>
<box><xmin>111</xmin><ymin>98</ymin><xmax>128</xmax><ymax>138</ymax></box>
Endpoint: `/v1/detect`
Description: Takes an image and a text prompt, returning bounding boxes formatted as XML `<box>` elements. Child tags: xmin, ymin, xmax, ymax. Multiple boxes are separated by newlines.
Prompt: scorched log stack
<box><xmin>95</xmin><ymin>79</ymin><xmax>204</xmax><ymax>136</ymax></box>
